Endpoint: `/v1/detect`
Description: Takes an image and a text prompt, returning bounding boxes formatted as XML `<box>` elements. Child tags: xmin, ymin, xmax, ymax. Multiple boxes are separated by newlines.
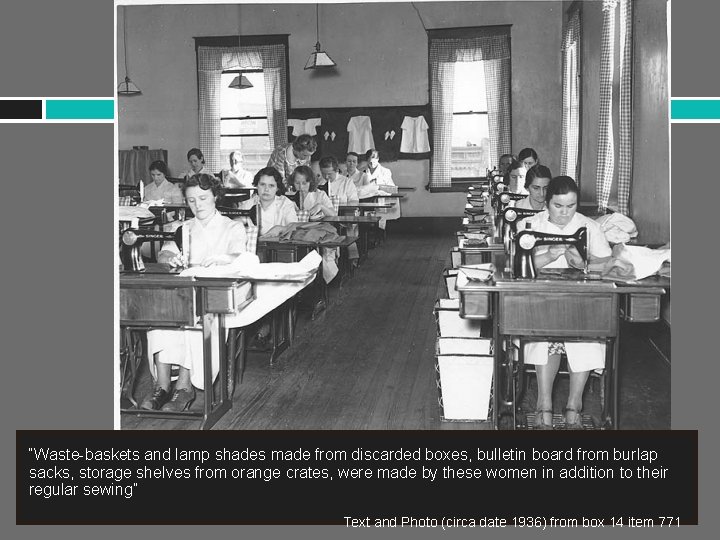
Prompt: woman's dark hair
<box><xmin>149</xmin><ymin>160</ymin><xmax>168</xmax><ymax>176</ymax></box>
<box><xmin>290</xmin><ymin>165</ymin><xmax>318</xmax><ymax>191</ymax></box>
<box><xmin>518</xmin><ymin>147</ymin><xmax>539</xmax><ymax>162</ymax></box>
<box><xmin>253</xmin><ymin>166</ymin><xmax>286</xmax><ymax>195</ymax></box>
<box><xmin>318</xmin><ymin>155</ymin><xmax>339</xmax><ymax>171</ymax></box>
<box><xmin>187</xmin><ymin>147</ymin><xmax>205</xmax><ymax>163</ymax></box>
<box><xmin>291</xmin><ymin>134</ymin><xmax>318</xmax><ymax>154</ymax></box>
<box><xmin>346</xmin><ymin>152</ymin><xmax>360</xmax><ymax>160</ymax></box>
<box><xmin>182</xmin><ymin>173</ymin><xmax>223</xmax><ymax>199</ymax></box>
<box><xmin>524</xmin><ymin>164</ymin><xmax>553</xmax><ymax>189</ymax></box>
<box><xmin>366</xmin><ymin>148</ymin><xmax>380</xmax><ymax>161</ymax></box>
<box><xmin>546</xmin><ymin>175</ymin><xmax>579</xmax><ymax>204</ymax></box>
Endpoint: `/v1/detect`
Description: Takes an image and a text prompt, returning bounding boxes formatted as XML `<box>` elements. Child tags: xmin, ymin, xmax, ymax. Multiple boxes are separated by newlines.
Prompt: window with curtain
<box><xmin>428</xmin><ymin>26</ymin><xmax>512</xmax><ymax>191</ymax></box>
<box><xmin>195</xmin><ymin>35</ymin><xmax>289</xmax><ymax>174</ymax></box>
<box><xmin>220</xmin><ymin>69</ymin><xmax>271</xmax><ymax>173</ymax></box>
<box><xmin>561</xmin><ymin>6</ymin><xmax>582</xmax><ymax>181</ymax></box>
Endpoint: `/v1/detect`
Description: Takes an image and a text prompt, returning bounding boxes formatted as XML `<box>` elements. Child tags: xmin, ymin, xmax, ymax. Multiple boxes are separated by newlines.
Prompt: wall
<box><xmin>117</xmin><ymin>1</ymin><xmax>563</xmax><ymax>217</ymax></box>
<box><xmin>631</xmin><ymin>0</ymin><xmax>669</xmax><ymax>244</ymax></box>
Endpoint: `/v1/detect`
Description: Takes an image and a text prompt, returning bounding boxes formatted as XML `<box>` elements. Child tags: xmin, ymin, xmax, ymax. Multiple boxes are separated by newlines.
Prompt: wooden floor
<box><xmin>121</xmin><ymin>229</ymin><xmax>670</xmax><ymax>431</ymax></box>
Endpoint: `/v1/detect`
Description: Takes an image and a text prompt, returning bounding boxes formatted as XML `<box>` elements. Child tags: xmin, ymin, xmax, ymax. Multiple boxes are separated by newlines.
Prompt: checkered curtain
<box><xmin>617</xmin><ymin>0</ymin><xmax>633</xmax><ymax>214</ymax></box>
<box><xmin>429</xmin><ymin>33</ymin><xmax>511</xmax><ymax>188</ymax></box>
<box><xmin>429</xmin><ymin>58</ymin><xmax>455</xmax><ymax>188</ymax></box>
<box><xmin>198</xmin><ymin>45</ymin><xmax>288</xmax><ymax>172</ymax></box>
<box><xmin>561</xmin><ymin>9</ymin><xmax>581</xmax><ymax>180</ymax></box>
<box><xmin>596</xmin><ymin>0</ymin><xmax>618</xmax><ymax>212</ymax></box>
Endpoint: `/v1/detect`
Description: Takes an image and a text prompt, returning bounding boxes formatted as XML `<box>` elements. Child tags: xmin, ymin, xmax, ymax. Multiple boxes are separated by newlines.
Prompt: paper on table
<box><xmin>178</xmin><ymin>250</ymin><xmax>321</xmax><ymax>281</ymax></box>
<box><xmin>119</xmin><ymin>206</ymin><xmax>155</xmax><ymax>220</ymax></box>
<box><xmin>459</xmin><ymin>263</ymin><xmax>495</xmax><ymax>282</ymax></box>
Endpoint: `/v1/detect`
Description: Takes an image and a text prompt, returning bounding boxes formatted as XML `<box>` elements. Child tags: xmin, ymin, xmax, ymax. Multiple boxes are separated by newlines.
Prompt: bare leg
<box><xmin>174</xmin><ymin>366</ymin><xmax>193</xmax><ymax>391</ymax></box>
<box><xmin>535</xmin><ymin>353</ymin><xmax>561</xmax><ymax>426</ymax></box>
<box><xmin>565</xmin><ymin>369</ymin><xmax>590</xmax><ymax>425</ymax></box>
<box><xmin>154</xmin><ymin>354</ymin><xmax>171</xmax><ymax>390</ymax></box>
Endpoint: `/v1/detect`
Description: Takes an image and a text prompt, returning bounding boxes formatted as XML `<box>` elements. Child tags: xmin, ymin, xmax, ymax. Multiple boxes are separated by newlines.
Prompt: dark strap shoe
<box><xmin>161</xmin><ymin>388</ymin><xmax>196</xmax><ymax>412</ymax></box>
<box><xmin>140</xmin><ymin>387</ymin><xmax>170</xmax><ymax>410</ymax></box>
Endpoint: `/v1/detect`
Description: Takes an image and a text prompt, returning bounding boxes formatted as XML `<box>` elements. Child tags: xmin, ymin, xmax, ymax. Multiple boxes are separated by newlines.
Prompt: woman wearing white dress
<box><xmin>363</xmin><ymin>149</ymin><xmax>395</xmax><ymax>188</ymax></box>
<box><xmin>517</xmin><ymin>176</ymin><xmax>613</xmax><ymax>429</ymax></box>
<box><xmin>141</xmin><ymin>174</ymin><xmax>248</xmax><ymax>412</ymax></box>
<box><xmin>221</xmin><ymin>150</ymin><xmax>254</xmax><ymax>188</ymax></box>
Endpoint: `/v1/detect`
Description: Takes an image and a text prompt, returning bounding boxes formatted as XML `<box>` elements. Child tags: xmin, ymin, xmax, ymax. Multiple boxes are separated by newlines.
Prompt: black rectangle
<box><xmin>17</xmin><ymin>430</ymin><xmax>697</xmax><ymax>526</ymax></box>
<box><xmin>0</xmin><ymin>100</ymin><xmax>42</xmax><ymax>119</ymax></box>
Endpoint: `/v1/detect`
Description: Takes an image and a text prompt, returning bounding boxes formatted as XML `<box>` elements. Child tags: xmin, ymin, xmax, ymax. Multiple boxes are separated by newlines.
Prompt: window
<box><xmin>220</xmin><ymin>70</ymin><xmax>272</xmax><ymax>173</ymax></box>
<box><xmin>428</xmin><ymin>26</ymin><xmax>512</xmax><ymax>191</ymax></box>
<box><xmin>195</xmin><ymin>35</ymin><xmax>289</xmax><ymax>174</ymax></box>
<box><xmin>451</xmin><ymin>61</ymin><xmax>490</xmax><ymax>179</ymax></box>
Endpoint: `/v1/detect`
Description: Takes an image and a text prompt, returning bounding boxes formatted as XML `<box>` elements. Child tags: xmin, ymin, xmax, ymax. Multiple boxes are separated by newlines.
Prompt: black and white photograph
<box><xmin>116</xmin><ymin>0</ymin><xmax>670</xmax><ymax>431</ymax></box>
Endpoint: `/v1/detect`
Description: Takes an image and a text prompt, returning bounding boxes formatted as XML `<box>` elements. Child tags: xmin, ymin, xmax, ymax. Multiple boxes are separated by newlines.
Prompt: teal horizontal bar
<box><xmin>45</xmin><ymin>99</ymin><xmax>115</xmax><ymax>120</ymax></box>
<box><xmin>671</xmin><ymin>99</ymin><xmax>720</xmax><ymax>119</ymax></box>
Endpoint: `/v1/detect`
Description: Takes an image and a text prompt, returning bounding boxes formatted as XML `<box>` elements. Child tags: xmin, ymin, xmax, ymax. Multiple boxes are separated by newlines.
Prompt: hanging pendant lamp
<box><xmin>118</xmin><ymin>6</ymin><xmax>142</xmax><ymax>96</ymax></box>
<box><xmin>305</xmin><ymin>4</ymin><xmax>336</xmax><ymax>69</ymax></box>
<box><xmin>229</xmin><ymin>74</ymin><xmax>254</xmax><ymax>89</ymax></box>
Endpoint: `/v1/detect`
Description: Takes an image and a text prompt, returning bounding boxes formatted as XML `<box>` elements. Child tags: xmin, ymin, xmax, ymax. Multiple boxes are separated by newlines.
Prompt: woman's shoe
<box><xmin>140</xmin><ymin>386</ymin><xmax>170</xmax><ymax>410</ymax></box>
<box><xmin>564</xmin><ymin>407</ymin><xmax>584</xmax><ymax>430</ymax></box>
<box><xmin>161</xmin><ymin>387</ymin><xmax>196</xmax><ymax>412</ymax></box>
<box><xmin>534</xmin><ymin>409</ymin><xmax>554</xmax><ymax>430</ymax></box>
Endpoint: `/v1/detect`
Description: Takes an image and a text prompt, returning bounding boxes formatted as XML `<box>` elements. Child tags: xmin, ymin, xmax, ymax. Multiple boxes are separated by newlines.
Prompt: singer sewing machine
<box><xmin>500</xmin><ymin>207</ymin><xmax>542</xmax><ymax>259</ymax></box>
<box><xmin>492</xmin><ymin>190</ymin><xmax>527</xmax><ymax>217</ymax></box>
<box><xmin>120</xmin><ymin>228</ymin><xmax>180</xmax><ymax>272</ymax></box>
<box><xmin>513</xmin><ymin>227</ymin><xmax>588</xmax><ymax>279</ymax></box>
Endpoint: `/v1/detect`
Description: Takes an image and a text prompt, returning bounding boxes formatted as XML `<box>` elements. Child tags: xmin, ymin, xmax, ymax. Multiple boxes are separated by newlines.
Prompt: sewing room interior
<box><xmin>117</xmin><ymin>1</ymin><xmax>670</xmax><ymax>431</ymax></box>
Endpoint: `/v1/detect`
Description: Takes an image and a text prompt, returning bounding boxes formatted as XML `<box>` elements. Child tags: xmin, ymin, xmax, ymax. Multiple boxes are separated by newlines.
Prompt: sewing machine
<box><xmin>500</xmin><ymin>207</ymin><xmax>543</xmax><ymax>256</ymax></box>
<box><xmin>513</xmin><ymin>227</ymin><xmax>588</xmax><ymax>278</ymax></box>
<box><xmin>120</xmin><ymin>228</ymin><xmax>180</xmax><ymax>272</ymax></box>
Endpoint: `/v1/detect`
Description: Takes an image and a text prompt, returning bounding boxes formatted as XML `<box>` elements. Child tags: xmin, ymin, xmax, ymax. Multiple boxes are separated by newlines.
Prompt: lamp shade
<box><xmin>229</xmin><ymin>74</ymin><xmax>254</xmax><ymax>89</ymax></box>
<box><xmin>118</xmin><ymin>76</ymin><xmax>142</xmax><ymax>96</ymax></box>
<box><xmin>304</xmin><ymin>44</ymin><xmax>337</xmax><ymax>69</ymax></box>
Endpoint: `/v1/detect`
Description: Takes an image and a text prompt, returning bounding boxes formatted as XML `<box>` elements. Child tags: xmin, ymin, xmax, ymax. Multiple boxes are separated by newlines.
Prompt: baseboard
<box><xmin>387</xmin><ymin>217</ymin><xmax>463</xmax><ymax>235</ymax></box>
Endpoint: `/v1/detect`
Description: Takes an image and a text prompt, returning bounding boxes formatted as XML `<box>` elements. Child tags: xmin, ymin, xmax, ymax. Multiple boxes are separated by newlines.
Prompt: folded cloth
<box><xmin>600</xmin><ymin>243</ymin><xmax>671</xmax><ymax>281</ymax></box>
<box><xmin>263</xmin><ymin>222</ymin><xmax>344</xmax><ymax>245</ymax></box>
<box><xmin>595</xmin><ymin>212</ymin><xmax>638</xmax><ymax>244</ymax></box>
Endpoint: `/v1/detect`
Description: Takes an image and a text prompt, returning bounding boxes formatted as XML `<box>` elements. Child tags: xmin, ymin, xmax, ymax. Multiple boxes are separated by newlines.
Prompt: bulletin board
<box><xmin>287</xmin><ymin>105</ymin><xmax>431</xmax><ymax>162</ymax></box>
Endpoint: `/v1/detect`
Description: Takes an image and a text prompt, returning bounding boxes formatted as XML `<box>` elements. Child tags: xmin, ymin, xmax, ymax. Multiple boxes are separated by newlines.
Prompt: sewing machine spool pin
<box><xmin>512</xmin><ymin>226</ymin><xmax>588</xmax><ymax>279</ymax></box>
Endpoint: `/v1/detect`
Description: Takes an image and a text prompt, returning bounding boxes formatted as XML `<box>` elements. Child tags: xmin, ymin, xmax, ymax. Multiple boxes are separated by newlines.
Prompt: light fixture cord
<box><xmin>411</xmin><ymin>2</ymin><xmax>428</xmax><ymax>32</ymax></box>
<box><xmin>122</xmin><ymin>6</ymin><xmax>129</xmax><ymax>78</ymax></box>
<box><xmin>315</xmin><ymin>3</ymin><xmax>320</xmax><ymax>44</ymax></box>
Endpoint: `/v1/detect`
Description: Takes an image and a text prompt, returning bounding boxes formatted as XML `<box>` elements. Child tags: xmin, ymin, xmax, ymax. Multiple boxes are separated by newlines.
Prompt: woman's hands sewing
<box><xmin>564</xmin><ymin>246</ymin><xmax>585</xmax><ymax>269</ymax></box>
<box><xmin>158</xmin><ymin>251</ymin><xmax>235</xmax><ymax>268</ymax></box>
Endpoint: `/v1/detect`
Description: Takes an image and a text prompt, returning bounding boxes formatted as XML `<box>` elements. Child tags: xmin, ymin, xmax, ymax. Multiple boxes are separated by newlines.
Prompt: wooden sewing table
<box><xmin>456</xmin><ymin>259</ymin><xmax>668</xmax><ymax>430</ymax></box>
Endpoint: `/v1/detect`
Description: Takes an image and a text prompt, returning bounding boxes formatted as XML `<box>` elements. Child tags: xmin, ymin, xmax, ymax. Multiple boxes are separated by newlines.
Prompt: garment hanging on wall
<box><xmin>288</xmin><ymin>118</ymin><xmax>322</xmax><ymax>137</ymax></box>
<box><xmin>347</xmin><ymin>116</ymin><xmax>376</xmax><ymax>155</ymax></box>
<box><xmin>400</xmin><ymin>116</ymin><xmax>431</xmax><ymax>153</ymax></box>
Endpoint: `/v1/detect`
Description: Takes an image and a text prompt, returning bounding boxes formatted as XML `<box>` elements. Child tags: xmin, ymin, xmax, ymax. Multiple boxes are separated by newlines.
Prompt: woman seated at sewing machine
<box><xmin>144</xmin><ymin>160</ymin><xmax>184</xmax><ymax>204</ymax></box>
<box><xmin>141</xmin><ymin>173</ymin><xmax>249</xmax><ymax>412</ymax></box>
<box><xmin>220</xmin><ymin>150</ymin><xmax>254</xmax><ymax>188</ymax></box>
<box><xmin>518</xmin><ymin>147</ymin><xmax>539</xmax><ymax>170</ymax></box>
<box><xmin>183</xmin><ymin>147</ymin><xmax>208</xmax><ymax>180</ymax></box>
<box><xmin>505</xmin><ymin>159</ymin><xmax>528</xmax><ymax>195</ymax></box>
<box><xmin>517</xmin><ymin>176</ymin><xmax>612</xmax><ymax>430</ymax></box>
<box><xmin>239</xmin><ymin>166</ymin><xmax>298</xmax><ymax>237</ymax></box>
<box><xmin>289</xmin><ymin>165</ymin><xmax>336</xmax><ymax>217</ymax></box>
<box><xmin>514</xmin><ymin>165</ymin><xmax>552</xmax><ymax>211</ymax></box>
<box><xmin>364</xmin><ymin>149</ymin><xmax>395</xmax><ymax>188</ymax></box>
